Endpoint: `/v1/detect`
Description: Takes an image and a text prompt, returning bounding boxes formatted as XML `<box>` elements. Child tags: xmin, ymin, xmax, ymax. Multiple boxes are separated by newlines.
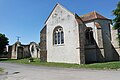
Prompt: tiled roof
<box><xmin>80</xmin><ymin>11</ymin><xmax>111</xmax><ymax>22</ymax></box>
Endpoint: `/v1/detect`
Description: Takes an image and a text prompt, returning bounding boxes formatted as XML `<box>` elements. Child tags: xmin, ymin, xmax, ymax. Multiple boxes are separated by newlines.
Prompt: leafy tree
<box><xmin>0</xmin><ymin>33</ymin><xmax>9</xmax><ymax>54</ymax></box>
<box><xmin>113</xmin><ymin>1</ymin><xmax>120</xmax><ymax>29</ymax></box>
<box><xmin>113</xmin><ymin>1</ymin><xmax>120</xmax><ymax>44</ymax></box>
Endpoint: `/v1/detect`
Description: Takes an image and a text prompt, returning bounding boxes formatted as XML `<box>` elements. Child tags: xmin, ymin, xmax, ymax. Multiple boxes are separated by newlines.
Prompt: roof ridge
<box><xmin>93</xmin><ymin>11</ymin><xmax>97</xmax><ymax>18</ymax></box>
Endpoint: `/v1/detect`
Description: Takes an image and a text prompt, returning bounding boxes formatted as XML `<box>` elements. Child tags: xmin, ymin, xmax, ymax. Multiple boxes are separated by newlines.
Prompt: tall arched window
<box><xmin>85</xmin><ymin>27</ymin><xmax>94</xmax><ymax>45</ymax></box>
<box><xmin>53</xmin><ymin>26</ymin><xmax>64</xmax><ymax>45</ymax></box>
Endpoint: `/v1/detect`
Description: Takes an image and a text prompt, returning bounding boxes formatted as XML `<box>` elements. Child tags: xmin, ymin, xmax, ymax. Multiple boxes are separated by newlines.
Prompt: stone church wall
<box><xmin>84</xmin><ymin>21</ymin><xmax>104</xmax><ymax>62</ymax></box>
<box><xmin>85</xmin><ymin>46</ymin><xmax>97</xmax><ymax>63</ymax></box>
<box><xmin>40</xmin><ymin>26</ymin><xmax>47</xmax><ymax>62</ymax></box>
<box><xmin>96</xmin><ymin>20</ymin><xmax>113</xmax><ymax>61</ymax></box>
<box><xmin>46</xmin><ymin>5</ymin><xmax>81</xmax><ymax>64</ymax></box>
<box><xmin>111</xmin><ymin>26</ymin><xmax>120</xmax><ymax>60</ymax></box>
<box><xmin>84</xmin><ymin>20</ymin><xmax>114</xmax><ymax>62</ymax></box>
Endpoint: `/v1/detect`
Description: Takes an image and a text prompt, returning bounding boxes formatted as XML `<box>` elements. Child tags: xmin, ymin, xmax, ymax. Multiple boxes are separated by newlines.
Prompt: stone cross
<box><xmin>16</xmin><ymin>36</ymin><xmax>20</xmax><ymax>42</ymax></box>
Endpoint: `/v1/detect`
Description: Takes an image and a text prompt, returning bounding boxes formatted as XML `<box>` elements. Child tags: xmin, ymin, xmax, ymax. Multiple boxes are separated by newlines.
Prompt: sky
<box><xmin>0</xmin><ymin>0</ymin><xmax>119</xmax><ymax>45</ymax></box>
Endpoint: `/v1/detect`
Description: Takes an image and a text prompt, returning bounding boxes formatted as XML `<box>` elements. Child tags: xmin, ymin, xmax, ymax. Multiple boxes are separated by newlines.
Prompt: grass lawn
<box><xmin>0</xmin><ymin>68</ymin><xmax>3</xmax><ymax>73</ymax></box>
<box><xmin>1</xmin><ymin>58</ymin><xmax>120</xmax><ymax>70</ymax></box>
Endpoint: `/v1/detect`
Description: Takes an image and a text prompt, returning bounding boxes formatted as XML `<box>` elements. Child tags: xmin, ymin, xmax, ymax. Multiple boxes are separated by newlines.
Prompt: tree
<box><xmin>0</xmin><ymin>33</ymin><xmax>9</xmax><ymax>54</ymax></box>
<box><xmin>113</xmin><ymin>1</ymin><xmax>120</xmax><ymax>44</ymax></box>
<box><xmin>113</xmin><ymin>1</ymin><xmax>120</xmax><ymax>29</ymax></box>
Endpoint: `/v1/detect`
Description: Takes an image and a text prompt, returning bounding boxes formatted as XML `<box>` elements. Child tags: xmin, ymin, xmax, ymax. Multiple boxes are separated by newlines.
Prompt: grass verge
<box><xmin>1</xmin><ymin>58</ymin><xmax>120</xmax><ymax>70</ymax></box>
<box><xmin>0</xmin><ymin>68</ymin><xmax>3</xmax><ymax>73</ymax></box>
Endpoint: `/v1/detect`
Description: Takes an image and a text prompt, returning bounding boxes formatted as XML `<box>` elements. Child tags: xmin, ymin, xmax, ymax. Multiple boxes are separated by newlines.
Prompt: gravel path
<box><xmin>0</xmin><ymin>62</ymin><xmax>120</xmax><ymax>80</ymax></box>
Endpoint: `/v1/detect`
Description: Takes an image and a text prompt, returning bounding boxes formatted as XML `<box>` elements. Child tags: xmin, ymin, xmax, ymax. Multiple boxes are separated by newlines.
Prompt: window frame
<box><xmin>53</xmin><ymin>26</ymin><xmax>64</xmax><ymax>46</ymax></box>
<box><xmin>85</xmin><ymin>27</ymin><xmax>95</xmax><ymax>45</ymax></box>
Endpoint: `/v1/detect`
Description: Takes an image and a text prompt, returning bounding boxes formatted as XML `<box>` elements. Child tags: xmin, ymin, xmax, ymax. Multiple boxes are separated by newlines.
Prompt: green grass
<box><xmin>0</xmin><ymin>68</ymin><xmax>3</xmax><ymax>73</ymax></box>
<box><xmin>1</xmin><ymin>58</ymin><xmax>120</xmax><ymax>70</ymax></box>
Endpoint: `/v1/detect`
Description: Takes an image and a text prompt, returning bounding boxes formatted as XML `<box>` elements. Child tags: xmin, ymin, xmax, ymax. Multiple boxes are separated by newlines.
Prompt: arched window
<box><xmin>85</xmin><ymin>27</ymin><xmax>94</xmax><ymax>45</ymax></box>
<box><xmin>53</xmin><ymin>26</ymin><xmax>64</xmax><ymax>45</ymax></box>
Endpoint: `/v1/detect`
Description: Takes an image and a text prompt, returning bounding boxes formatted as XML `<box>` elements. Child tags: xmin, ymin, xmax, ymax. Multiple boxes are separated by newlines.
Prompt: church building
<box><xmin>40</xmin><ymin>3</ymin><xmax>120</xmax><ymax>64</ymax></box>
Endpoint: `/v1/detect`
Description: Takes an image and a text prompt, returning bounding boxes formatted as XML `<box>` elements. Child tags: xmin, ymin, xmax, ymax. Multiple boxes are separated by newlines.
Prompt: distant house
<box><xmin>40</xmin><ymin>3</ymin><xmax>120</xmax><ymax>64</ymax></box>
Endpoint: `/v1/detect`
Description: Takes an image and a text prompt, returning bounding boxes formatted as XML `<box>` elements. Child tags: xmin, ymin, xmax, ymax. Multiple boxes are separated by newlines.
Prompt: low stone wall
<box><xmin>0</xmin><ymin>53</ymin><xmax>10</xmax><ymax>58</ymax></box>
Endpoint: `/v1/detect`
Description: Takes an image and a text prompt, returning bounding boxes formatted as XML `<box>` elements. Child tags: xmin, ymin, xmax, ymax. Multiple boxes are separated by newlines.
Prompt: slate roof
<box><xmin>80</xmin><ymin>11</ymin><xmax>111</xmax><ymax>22</ymax></box>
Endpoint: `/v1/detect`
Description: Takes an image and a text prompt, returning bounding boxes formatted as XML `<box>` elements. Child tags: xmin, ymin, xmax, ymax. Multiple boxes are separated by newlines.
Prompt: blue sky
<box><xmin>0</xmin><ymin>0</ymin><xmax>119</xmax><ymax>45</ymax></box>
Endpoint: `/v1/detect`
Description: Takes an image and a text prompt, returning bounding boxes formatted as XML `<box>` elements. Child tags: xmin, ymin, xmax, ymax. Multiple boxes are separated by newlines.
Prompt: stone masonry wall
<box><xmin>40</xmin><ymin>26</ymin><xmax>47</xmax><ymax>62</ymax></box>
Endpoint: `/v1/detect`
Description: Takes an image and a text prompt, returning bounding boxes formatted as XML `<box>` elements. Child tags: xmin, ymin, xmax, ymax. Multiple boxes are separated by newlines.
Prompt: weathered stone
<box><xmin>29</xmin><ymin>42</ymin><xmax>40</xmax><ymax>58</ymax></box>
<box><xmin>8</xmin><ymin>41</ymin><xmax>40</xmax><ymax>59</ymax></box>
